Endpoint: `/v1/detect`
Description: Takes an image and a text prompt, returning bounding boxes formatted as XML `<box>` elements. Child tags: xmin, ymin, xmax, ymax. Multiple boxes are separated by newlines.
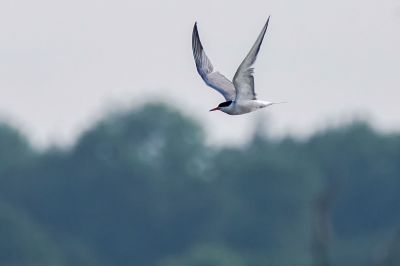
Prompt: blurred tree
<box><xmin>0</xmin><ymin>201</ymin><xmax>65</xmax><ymax>266</ymax></box>
<box><xmin>379</xmin><ymin>229</ymin><xmax>400</xmax><ymax>266</ymax></box>
<box><xmin>0</xmin><ymin>123</ymin><xmax>36</xmax><ymax>201</ymax></box>
<box><xmin>206</xmin><ymin>134</ymin><xmax>320</xmax><ymax>266</ymax></box>
<box><xmin>158</xmin><ymin>245</ymin><xmax>246</xmax><ymax>266</ymax></box>
<box><xmin>0</xmin><ymin>123</ymin><xmax>34</xmax><ymax>172</ymax></box>
<box><xmin>4</xmin><ymin>104</ymin><xmax>218</xmax><ymax>266</ymax></box>
<box><xmin>0</xmin><ymin>105</ymin><xmax>399</xmax><ymax>266</ymax></box>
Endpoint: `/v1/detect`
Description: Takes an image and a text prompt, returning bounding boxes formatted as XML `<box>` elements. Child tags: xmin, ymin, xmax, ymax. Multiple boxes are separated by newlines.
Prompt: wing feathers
<box><xmin>192</xmin><ymin>23</ymin><xmax>213</xmax><ymax>77</ymax></box>
<box><xmin>192</xmin><ymin>23</ymin><xmax>236</xmax><ymax>101</ymax></box>
<box><xmin>233</xmin><ymin>16</ymin><xmax>270</xmax><ymax>101</ymax></box>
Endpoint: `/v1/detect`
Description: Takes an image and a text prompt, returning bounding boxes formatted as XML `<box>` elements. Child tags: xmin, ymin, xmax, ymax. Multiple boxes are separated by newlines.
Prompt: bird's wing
<box><xmin>233</xmin><ymin>16</ymin><xmax>270</xmax><ymax>101</ymax></box>
<box><xmin>192</xmin><ymin>22</ymin><xmax>236</xmax><ymax>101</ymax></box>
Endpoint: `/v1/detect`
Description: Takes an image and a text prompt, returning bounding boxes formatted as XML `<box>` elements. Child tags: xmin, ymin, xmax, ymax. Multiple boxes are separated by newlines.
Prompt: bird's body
<box><xmin>192</xmin><ymin>16</ymin><xmax>284</xmax><ymax>115</ymax></box>
<box><xmin>217</xmin><ymin>100</ymin><xmax>274</xmax><ymax>115</ymax></box>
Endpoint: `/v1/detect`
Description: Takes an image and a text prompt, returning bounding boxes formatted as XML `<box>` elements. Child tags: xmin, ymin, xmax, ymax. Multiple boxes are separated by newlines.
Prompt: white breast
<box><xmin>221</xmin><ymin>100</ymin><xmax>273</xmax><ymax>115</ymax></box>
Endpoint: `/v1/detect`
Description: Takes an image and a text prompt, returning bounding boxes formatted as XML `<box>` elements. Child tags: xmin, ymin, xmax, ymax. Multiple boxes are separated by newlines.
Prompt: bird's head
<box><xmin>209</xmin><ymin>100</ymin><xmax>233</xmax><ymax>112</ymax></box>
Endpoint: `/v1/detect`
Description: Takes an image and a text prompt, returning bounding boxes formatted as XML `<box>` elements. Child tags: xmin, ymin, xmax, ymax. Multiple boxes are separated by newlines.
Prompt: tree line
<box><xmin>0</xmin><ymin>103</ymin><xmax>399</xmax><ymax>266</ymax></box>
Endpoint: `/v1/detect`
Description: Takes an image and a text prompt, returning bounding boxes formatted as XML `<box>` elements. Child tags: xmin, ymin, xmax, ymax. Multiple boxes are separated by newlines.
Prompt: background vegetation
<box><xmin>0</xmin><ymin>103</ymin><xmax>399</xmax><ymax>266</ymax></box>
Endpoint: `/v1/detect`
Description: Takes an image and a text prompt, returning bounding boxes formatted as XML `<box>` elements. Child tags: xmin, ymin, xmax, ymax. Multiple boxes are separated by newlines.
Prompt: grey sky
<box><xmin>0</xmin><ymin>0</ymin><xmax>399</xmax><ymax>148</ymax></box>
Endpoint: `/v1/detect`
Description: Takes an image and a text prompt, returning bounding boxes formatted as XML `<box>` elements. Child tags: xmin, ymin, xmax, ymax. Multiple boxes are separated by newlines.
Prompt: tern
<box><xmin>192</xmin><ymin>16</ymin><xmax>284</xmax><ymax>115</ymax></box>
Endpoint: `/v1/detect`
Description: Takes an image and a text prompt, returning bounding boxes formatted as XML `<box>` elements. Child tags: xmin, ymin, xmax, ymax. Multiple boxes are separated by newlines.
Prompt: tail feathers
<box><xmin>257</xmin><ymin>100</ymin><xmax>287</xmax><ymax>108</ymax></box>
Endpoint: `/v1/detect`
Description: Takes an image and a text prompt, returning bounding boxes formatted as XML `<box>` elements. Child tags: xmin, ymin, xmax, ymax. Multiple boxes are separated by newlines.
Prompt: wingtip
<box><xmin>193</xmin><ymin>21</ymin><xmax>199</xmax><ymax>35</ymax></box>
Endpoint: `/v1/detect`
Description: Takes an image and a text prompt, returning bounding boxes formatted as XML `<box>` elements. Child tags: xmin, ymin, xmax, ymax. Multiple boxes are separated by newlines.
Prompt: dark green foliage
<box><xmin>0</xmin><ymin>103</ymin><xmax>399</xmax><ymax>266</ymax></box>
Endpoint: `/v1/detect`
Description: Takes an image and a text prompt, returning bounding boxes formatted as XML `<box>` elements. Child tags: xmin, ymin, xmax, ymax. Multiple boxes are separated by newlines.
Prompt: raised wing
<box><xmin>192</xmin><ymin>22</ymin><xmax>236</xmax><ymax>101</ymax></box>
<box><xmin>233</xmin><ymin>16</ymin><xmax>270</xmax><ymax>101</ymax></box>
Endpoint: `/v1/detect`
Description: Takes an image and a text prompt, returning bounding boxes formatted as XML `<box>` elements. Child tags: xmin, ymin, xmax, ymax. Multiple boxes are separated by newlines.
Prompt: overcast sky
<box><xmin>0</xmin><ymin>0</ymin><xmax>399</xmax><ymax>148</ymax></box>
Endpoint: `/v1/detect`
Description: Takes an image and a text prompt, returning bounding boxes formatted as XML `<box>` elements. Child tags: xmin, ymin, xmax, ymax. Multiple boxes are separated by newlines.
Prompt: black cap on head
<box><xmin>218</xmin><ymin>100</ymin><xmax>233</xmax><ymax>108</ymax></box>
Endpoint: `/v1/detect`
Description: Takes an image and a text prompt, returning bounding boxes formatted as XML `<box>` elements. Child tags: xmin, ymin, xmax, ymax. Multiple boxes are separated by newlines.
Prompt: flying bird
<box><xmin>192</xmin><ymin>16</ymin><xmax>284</xmax><ymax>115</ymax></box>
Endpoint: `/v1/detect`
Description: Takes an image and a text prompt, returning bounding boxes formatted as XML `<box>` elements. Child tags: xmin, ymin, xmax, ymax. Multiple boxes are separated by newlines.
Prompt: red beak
<box><xmin>209</xmin><ymin>107</ymin><xmax>220</xmax><ymax>112</ymax></box>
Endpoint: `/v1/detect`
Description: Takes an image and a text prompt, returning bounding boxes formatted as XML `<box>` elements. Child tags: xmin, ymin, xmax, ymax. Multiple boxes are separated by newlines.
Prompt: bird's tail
<box><xmin>258</xmin><ymin>100</ymin><xmax>287</xmax><ymax>108</ymax></box>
